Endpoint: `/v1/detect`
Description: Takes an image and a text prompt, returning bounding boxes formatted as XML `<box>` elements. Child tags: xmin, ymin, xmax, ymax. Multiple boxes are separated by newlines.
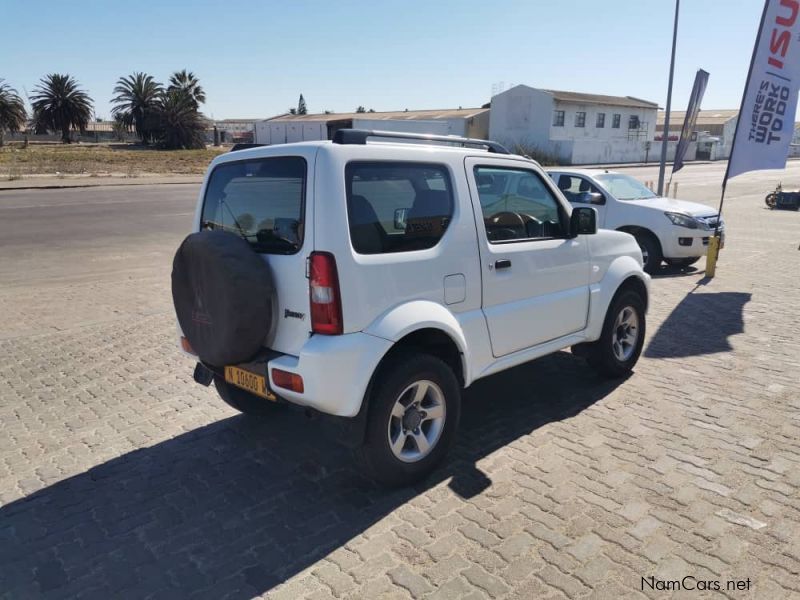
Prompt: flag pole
<box><xmin>706</xmin><ymin>0</ymin><xmax>770</xmax><ymax>277</ymax></box>
<box><xmin>657</xmin><ymin>0</ymin><xmax>680</xmax><ymax>197</ymax></box>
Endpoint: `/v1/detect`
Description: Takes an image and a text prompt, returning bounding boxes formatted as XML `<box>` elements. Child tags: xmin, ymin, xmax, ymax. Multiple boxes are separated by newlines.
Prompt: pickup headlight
<box><xmin>664</xmin><ymin>212</ymin><xmax>699</xmax><ymax>229</ymax></box>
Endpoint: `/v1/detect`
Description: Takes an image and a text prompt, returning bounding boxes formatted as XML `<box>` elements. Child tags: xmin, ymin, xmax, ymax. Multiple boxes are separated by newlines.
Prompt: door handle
<box><xmin>494</xmin><ymin>259</ymin><xmax>512</xmax><ymax>270</ymax></box>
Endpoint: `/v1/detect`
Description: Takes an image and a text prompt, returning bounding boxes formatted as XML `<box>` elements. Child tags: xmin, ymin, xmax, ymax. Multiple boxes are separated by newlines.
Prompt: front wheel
<box><xmin>585</xmin><ymin>289</ymin><xmax>646</xmax><ymax>378</ymax></box>
<box><xmin>633</xmin><ymin>231</ymin><xmax>663</xmax><ymax>274</ymax></box>
<box><xmin>356</xmin><ymin>352</ymin><xmax>461</xmax><ymax>487</ymax></box>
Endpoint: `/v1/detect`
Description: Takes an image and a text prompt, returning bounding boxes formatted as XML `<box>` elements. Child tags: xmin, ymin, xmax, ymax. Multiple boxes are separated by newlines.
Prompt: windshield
<box><xmin>200</xmin><ymin>156</ymin><xmax>306</xmax><ymax>254</ymax></box>
<box><xmin>594</xmin><ymin>173</ymin><xmax>657</xmax><ymax>201</ymax></box>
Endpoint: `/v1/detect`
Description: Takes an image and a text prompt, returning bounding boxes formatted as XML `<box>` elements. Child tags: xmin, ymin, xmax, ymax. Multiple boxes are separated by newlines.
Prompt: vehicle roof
<box><xmin>545</xmin><ymin>167</ymin><xmax>618</xmax><ymax>178</ymax></box>
<box><xmin>211</xmin><ymin>139</ymin><xmax>535</xmax><ymax>167</ymax></box>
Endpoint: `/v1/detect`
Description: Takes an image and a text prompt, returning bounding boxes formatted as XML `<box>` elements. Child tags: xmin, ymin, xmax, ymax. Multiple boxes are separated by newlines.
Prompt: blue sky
<box><xmin>0</xmin><ymin>0</ymin><xmax>766</xmax><ymax>120</ymax></box>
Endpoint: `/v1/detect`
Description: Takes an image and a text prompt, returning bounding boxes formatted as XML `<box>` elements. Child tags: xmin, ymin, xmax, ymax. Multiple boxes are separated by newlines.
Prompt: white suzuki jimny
<box><xmin>172</xmin><ymin>130</ymin><xmax>650</xmax><ymax>485</ymax></box>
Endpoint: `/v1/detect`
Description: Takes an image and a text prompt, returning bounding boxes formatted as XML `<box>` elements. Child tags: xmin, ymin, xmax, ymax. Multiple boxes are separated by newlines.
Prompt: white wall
<box><xmin>550</xmin><ymin>102</ymin><xmax>657</xmax><ymax>143</ymax></box>
<box><xmin>489</xmin><ymin>85</ymin><xmax>554</xmax><ymax>149</ymax></box>
<box><xmin>352</xmin><ymin>118</ymin><xmax>453</xmax><ymax>135</ymax></box>
<box><xmin>255</xmin><ymin>120</ymin><xmax>328</xmax><ymax>144</ymax></box>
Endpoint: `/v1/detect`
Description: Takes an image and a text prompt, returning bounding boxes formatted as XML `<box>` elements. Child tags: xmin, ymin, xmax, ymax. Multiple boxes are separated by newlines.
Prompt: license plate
<box><xmin>224</xmin><ymin>366</ymin><xmax>276</xmax><ymax>401</ymax></box>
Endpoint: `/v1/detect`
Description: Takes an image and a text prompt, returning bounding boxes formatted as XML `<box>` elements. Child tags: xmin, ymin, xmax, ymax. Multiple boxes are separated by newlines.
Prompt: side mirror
<box><xmin>394</xmin><ymin>208</ymin><xmax>408</xmax><ymax>231</ymax></box>
<box><xmin>570</xmin><ymin>207</ymin><xmax>597</xmax><ymax>237</ymax></box>
<box><xmin>579</xmin><ymin>191</ymin><xmax>605</xmax><ymax>205</ymax></box>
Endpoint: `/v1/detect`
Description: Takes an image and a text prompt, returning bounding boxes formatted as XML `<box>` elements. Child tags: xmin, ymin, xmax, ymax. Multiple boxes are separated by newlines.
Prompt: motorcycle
<box><xmin>765</xmin><ymin>183</ymin><xmax>800</xmax><ymax>210</ymax></box>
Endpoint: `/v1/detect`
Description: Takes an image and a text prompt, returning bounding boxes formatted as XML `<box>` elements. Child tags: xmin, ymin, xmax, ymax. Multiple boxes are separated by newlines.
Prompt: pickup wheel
<box><xmin>213</xmin><ymin>375</ymin><xmax>285</xmax><ymax>416</ymax></box>
<box><xmin>585</xmin><ymin>289</ymin><xmax>646</xmax><ymax>378</ymax></box>
<box><xmin>356</xmin><ymin>352</ymin><xmax>461</xmax><ymax>487</ymax></box>
<box><xmin>632</xmin><ymin>231</ymin><xmax>662</xmax><ymax>274</ymax></box>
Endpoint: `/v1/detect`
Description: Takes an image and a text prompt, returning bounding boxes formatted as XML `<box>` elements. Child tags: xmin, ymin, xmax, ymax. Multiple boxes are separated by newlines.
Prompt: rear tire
<box><xmin>632</xmin><ymin>231</ymin><xmax>662</xmax><ymax>274</ymax></box>
<box><xmin>214</xmin><ymin>375</ymin><xmax>285</xmax><ymax>416</ymax></box>
<box><xmin>585</xmin><ymin>289</ymin><xmax>646</xmax><ymax>378</ymax></box>
<box><xmin>355</xmin><ymin>352</ymin><xmax>461</xmax><ymax>487</ymax></box>
<box><xmin>665</xmin><ymin>257</ymin><xmax>700</xmax><ymax>268</ymax></box>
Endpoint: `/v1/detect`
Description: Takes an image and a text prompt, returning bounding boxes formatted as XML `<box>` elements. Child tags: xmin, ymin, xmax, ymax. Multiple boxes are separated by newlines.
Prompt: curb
<box><xmin>0</xmin><ymin>179</ymin><xmax>202</xmax><ymax>191</ymax></box>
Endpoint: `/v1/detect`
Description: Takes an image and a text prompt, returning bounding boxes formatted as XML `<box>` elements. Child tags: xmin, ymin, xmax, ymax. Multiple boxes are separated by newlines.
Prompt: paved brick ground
<box><xmin>0</xmin><ymin>167</ymin><xmax>798</xmax><ymax>599</ymax></box>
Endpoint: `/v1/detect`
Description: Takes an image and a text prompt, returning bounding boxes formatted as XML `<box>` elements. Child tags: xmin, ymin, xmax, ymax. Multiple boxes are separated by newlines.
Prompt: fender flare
<box><xmin>586</xmin><ymin>255</ymin><xmax>650</xmax><ymax>341</ymax></box>
<box><xmin>363</xmin><ymin>300</ymin><xmax>472</xmax><ymax>384</ymax></box>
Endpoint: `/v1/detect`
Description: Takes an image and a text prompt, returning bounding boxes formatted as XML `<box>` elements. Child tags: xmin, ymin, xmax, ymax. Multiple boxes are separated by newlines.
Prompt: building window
<box><xmin>553</xmin><ymin>110</ymin><xmax>565</xmax><ymax>127</ymax></box>
<box><xmin>628</xmin><ymin>115</ymin><xmax>641</xmax><ymax>130</ymax></box>
<box><xmin>612</xmin><ymin>114</ymin><xmax>621</xmax><ymax>128</ymax></box>
<box><xmin>575</xmin><ymin>112</ymin><xmax>586</xmax><ymax>128</ymax></box>
<box><xmin>596</xmin><ymin>113</ymin><xmax>605</xmax><ymax>128</ymax></box>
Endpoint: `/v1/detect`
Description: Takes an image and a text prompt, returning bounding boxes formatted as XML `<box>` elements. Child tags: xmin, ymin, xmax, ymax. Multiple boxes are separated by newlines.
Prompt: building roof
<box><xmin>263</xmin><ymin>107</ymin><xmax>489</xmax><ymax>123</ymax></box>
<box><xmin>545</xmin><ymin>89</ymin><xmax>659</xmax><ymax>109</ymax></box>
<box><xmin>657</xmin><ymin>109</ymin><xmax>738</xmax><ymax>127</ymax></box>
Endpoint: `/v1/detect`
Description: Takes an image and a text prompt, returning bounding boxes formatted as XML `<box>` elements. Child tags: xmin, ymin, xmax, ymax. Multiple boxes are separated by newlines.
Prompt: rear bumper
<box><xmin>209</xmin><ymin>332</ymin><xmax>393</xmax><ymax>418</ymax></box>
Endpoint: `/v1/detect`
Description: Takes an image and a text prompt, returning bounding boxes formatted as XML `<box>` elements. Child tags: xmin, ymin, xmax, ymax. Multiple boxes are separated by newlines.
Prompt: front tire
<box><xmin>585</xmin><ymin>289</ymin><xmax>646</xmax><ymax>378</ymax></box>
<box><xmin>214</xmin><ymin>376</ymin><xmax>285</xmax><ymax>416</ymax></box>
<box><xmin>356</xmin><ymin>352</ymin><xmax>461</xmax><ymax>487</ymax></box>
<box><xmin>633</xmin><ymin>231</ymin><xmax>662</xmax><ymax>274</ymax></box>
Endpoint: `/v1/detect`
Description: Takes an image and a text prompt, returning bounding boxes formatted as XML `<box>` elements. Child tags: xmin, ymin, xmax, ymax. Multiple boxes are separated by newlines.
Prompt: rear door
<box><xmin>199</xmin><ymin>152</ymin><xmax>314</xmax><ymax>356</ymax></box>
<box><xmin>466</xmin><ymin>158</ymin><xmax>591</xmax><ymax>357</ymax></box>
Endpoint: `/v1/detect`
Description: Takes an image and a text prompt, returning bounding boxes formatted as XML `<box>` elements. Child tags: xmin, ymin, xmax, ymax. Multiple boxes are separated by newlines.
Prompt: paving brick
<box><xmin>2</xmin><ymin>175</ymin><xmax>800</xmax><ymax>598</ymax></box>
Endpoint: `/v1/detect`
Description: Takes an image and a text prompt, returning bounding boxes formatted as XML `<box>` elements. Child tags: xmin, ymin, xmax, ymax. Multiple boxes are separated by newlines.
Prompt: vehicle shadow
<box><xmin>649</xmin><ymin>264</ymin><xmax>701</xmax><ymax>279</ymax></box>
<box><xmin>644</xmin><ymin>291</ymin><xmax>752</xmax><ymax>358</ymax></box>
<box><xmin>0</xmin><ymin>352</ymin><xmax>624</xmax><ymax>599</ymax></box>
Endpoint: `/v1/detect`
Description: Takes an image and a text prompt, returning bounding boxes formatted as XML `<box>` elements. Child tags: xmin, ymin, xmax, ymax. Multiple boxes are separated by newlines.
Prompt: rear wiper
<box><xmin>253</xmin><ymin>229</ymin><xmax>298</xmax><ymax>253</ymax></box>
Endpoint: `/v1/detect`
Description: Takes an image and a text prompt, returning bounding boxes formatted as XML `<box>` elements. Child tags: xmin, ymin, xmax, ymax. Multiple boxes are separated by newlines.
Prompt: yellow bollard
<box><xmin>705</xmin><ymin>235</ymin><xmax>721</xmax><ymax>277</ymax></box>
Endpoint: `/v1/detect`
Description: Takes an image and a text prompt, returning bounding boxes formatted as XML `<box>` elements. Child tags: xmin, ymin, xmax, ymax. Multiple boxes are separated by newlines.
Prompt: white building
<box><xmin>656</xmin><ymin>109</ymin><xmax>738</xmax><ymax>161</ymax></box>
<box><xmin>255</xmin><ymin>108</ymin><xmax>489</xmax><ymax>145</ymax></box>
<box><xmin>488</xmin><ymin>85</ymin><xmax>659</xmax><ymax>165</ymax></box>
<box><xmin>214</xmin><ymin>119</ymin><xmax>260</xmax><ymax>143</ymax></box>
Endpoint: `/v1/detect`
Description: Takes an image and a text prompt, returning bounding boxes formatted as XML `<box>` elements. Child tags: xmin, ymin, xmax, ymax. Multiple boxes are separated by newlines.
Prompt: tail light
<box><xmin>309</xmin><ymin>251</ymin><xmax>342</xmax><ymax>335</ymax></box>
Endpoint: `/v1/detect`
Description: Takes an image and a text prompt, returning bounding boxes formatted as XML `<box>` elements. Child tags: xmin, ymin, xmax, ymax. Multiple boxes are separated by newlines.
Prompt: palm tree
<box><xmin>155</xmin><ymin>89</ymin><xmax>206</xmax><ymax>149</ymax></box>
<box><xmin>111</xmin><ymin>72</ymin><xmax>163</xmax><ymax>144</ymax></box>
<box><xmin>0</xmin><ymin>79</ymin><xmax>27</xmax><ymax>146</ymax></box>
<box><xmin>167</xmin><ymin>70</ymin><xmax>205</xmax><ymax>108</ymax></box>
<box><xmin>30</xmin><ymin>74</ymin><xmax>93</xmax><ymax>143</ymax></box>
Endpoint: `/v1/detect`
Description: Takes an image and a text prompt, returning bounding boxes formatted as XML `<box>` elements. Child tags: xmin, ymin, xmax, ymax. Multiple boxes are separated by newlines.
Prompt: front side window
<box><xmin>553</xmin><ymin>110</ymin><xmax>565</xmax><ymax>127</ymax></box>
<box><xmin>556</xmin><ymin>174</ymin><xmax>603</xmax><ymax>203</ymax></box>
<box><xmin>474</xmin><ymin>166</ymin><xmax>566</xmax><ymax>242</ymax></box>
<box><xmin>596</xmin><ymin>113</ymin><xmax>605</xmax><ymax>128</ymax></box>
<box><xmin>346</xmin><ymin>162</ymin><xmax>453</xmax><ymax>254</ymax></box>
<box><xmin>201</xmin><ymin>156</ymin><xmax>306</xmax><ymax>254</ymax></box>
<box><xmin>575</xmin><ymin>112</ymin><xmax>586</xmax><ymax>128</ymax></box>
<box><xmin>612</xmin><ymin>114</ymin><xmax>621</xmax><ymax>128</ymax></box>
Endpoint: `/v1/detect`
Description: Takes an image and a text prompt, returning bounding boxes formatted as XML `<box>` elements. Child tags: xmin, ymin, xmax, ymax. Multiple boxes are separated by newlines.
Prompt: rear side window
<box><xmin>346</xmin><ymin>162</ymin><xmax>454</xmax><ymax>254</ymax></box>
<box><xmin>200</xmin><ymin>156</ymin><xmax>306</xmax><ymax>254</ymax></box>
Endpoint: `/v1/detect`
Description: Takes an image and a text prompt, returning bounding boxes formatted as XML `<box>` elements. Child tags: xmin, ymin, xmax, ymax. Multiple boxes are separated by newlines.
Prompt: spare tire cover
<box><xmin>172</xmin><ymin>230</ymin><xmax>273</xmax><ymax>366</ymax></box>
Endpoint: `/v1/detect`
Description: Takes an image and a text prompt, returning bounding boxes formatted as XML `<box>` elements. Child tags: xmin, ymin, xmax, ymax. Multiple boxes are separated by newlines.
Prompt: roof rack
<box><xmin>332</xmin><ymin>128</ymin><xmax>510</xmax><ymax>154</ymax></box>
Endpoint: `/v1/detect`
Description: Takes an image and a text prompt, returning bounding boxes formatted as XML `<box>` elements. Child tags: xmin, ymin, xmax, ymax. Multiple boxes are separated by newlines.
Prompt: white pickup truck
<box><xmin>547</xmin><ymin>169</ymin><xmax>724</xmax><ymax>273</ymax></box>
<box><xmin>171</xmin><ymin>130</ymin><xmax>650</xmax><ymax>485</ymax></box>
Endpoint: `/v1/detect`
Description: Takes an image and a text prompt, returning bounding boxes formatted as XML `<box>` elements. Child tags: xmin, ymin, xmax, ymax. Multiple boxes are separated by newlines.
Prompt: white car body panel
<box><xmin>183</xmin><ymin>142</ymin><xmax>650</xmax><ymax>417</ymax></box>
<box><xmin>548</xmin><ymin>168</ymin><xmax>724</xmax><ymax>260</ymax></box>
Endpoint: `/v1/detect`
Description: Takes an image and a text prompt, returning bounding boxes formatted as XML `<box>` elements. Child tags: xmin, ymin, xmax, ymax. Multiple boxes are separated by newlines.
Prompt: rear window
<box><xmin>346</xmin><ymin>162</ymin><xmax>454</xmax><ymax>254</ymax></box>
<box><xmin>200</xmin><ymin>156</ymin><xmax>306</xmax><ymax>254</ymax></box>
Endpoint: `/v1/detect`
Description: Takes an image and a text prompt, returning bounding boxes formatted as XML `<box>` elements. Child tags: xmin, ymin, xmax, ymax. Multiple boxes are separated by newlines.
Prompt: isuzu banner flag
<box><xmin>727</xmin><ymin>0</ymin><xmax>800</xmax><ymax>181</ymax></box>
<box><xmin>673</xmin><ymin>69</ymin><xmax>709</xmax><ymax>173</ymax></box>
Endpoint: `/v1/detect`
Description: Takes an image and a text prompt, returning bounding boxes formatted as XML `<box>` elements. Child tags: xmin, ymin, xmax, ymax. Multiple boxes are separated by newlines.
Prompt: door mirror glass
<box><xmin>393</xmin><ymin>208</ymin><xmax>408</xmax><ymax>231</ymax></box>
<box><xmin>570</xmin><ymin>207</ymin><xmax>597</xmax><ymax>236</ymax></box>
